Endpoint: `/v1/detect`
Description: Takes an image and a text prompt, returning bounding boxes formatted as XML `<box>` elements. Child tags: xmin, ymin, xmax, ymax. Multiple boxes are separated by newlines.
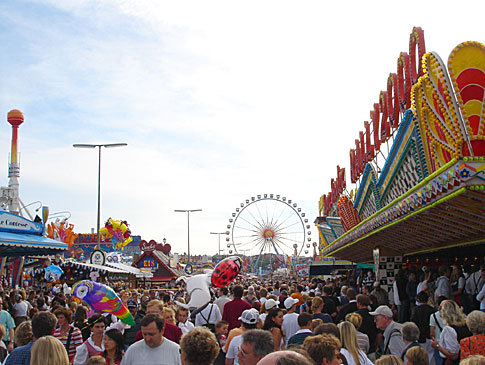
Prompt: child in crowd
<box><xmin>214</xmin><ymin>320</ymin><xmax>229</xmax><ymax>365</ymax></box>
<box><xmin>176</xmin><ymin>306</ymin><xmax>194</xmax><ymax>334</ymax></box>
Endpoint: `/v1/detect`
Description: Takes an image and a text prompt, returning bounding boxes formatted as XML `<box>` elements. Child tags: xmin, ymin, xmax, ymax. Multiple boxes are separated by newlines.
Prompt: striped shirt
<box><xmin>54</xmin><ymin>325</ymin><xmax>83</xmax><ymax>360</ymax></box>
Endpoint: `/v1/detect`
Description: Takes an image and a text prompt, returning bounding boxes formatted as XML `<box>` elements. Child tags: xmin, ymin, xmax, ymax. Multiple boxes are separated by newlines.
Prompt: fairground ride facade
<box><xmin>316</xmin><ymin>27</ymin><xmax>485</xmax><ymax>268</ymax></box>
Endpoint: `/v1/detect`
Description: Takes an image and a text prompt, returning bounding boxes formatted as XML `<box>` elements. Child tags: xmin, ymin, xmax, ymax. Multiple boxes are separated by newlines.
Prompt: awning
<box><xmin>105</xmin><ymin>262</ymin><xmax>153</xmax><ymax>278</ymax></box>
<box><xmin>0</xmin><ymin>231</ymin><xmax>67</xmax><ymax>257</ymax></box>
<box><xmin>321</xmin><ymin>160</ymin><xmax>485</xmax><ymax>263</ymax></box>
<box><xmin>65</xmin><ymin>260</ymin><xmax>128</xmax><ymax>274</ymax></box>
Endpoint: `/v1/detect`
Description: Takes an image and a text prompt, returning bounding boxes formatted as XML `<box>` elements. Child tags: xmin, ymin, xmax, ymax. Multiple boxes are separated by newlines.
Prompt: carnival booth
<box><xmin>132</xmin><ymin>239</ymin><xmax>185</xmax><ymax>284</ymax></box>
<box><xmin>0</xmin><ymin>209</ymin><xmax>67</xmax><ymax>287</ymax></box>
<box><xmin>316</xmin><ymin>27</ymin><xmax>485</xmax><ymax>293</ymax></box>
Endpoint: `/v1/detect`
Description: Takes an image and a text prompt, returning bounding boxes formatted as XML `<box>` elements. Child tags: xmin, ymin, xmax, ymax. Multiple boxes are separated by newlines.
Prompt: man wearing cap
<box><xmin>282</xmin><ymin>297</ymin><xmax>300</xmax><ymax>347</ymax></box>
<box><xmin>124</xmin><ymin>299</ymin><xmax>142</xmax><ymax>346</ymax></box>
<box><xmin>226</xmin><ymin>309</ymin><xmax>259</xmax><ymax>365</ymax></box>
<box><xmin>260</xmin><ymin>299</ymin><xmax>279</xmax><ymax>323</ymax></box>
<box><xmin>370</xmin><ymin>305</ymin><xmax>405</xmax><ymax>357</ymax></box>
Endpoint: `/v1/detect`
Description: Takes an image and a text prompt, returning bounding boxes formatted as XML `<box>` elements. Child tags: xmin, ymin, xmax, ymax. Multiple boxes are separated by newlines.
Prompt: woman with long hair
<box><xmin>97</xmin><ymin>329</ymin><xmax>125</xmax><ymax>365</ymax></box>
<box><xmin>346</xmin><ymin>312</ymin><xmax>370</xmax><ymax>354</ymax></box>
<box><xmin>30</xmin><ymin>335</ymin><xmax>69</xmax><ymax>365</ymax></box>
<box><xmin>431</xmin><ymin>299</ymin><xmax>472</xmax><ymax>365</ymax></box>
<box><xmin>338</xmin><ymin>321</ymin><xmax>373</xmax><ymax>365</ymax></box>
<box><xmin>262</xmin><ymin>307</ymin><xmax>285</xmax><ymax>351</ymax></box>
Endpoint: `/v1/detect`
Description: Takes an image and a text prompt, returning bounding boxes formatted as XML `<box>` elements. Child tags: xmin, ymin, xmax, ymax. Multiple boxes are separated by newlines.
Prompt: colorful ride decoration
<box><xmin>47</xmin><ymin>219</ymin><xmax>78</xmax><ymax>251</ymax></box>
<box><xmin>99</xmin><ymin>218</ymin><xmax>132</xmax><ymax>250</ymax></box>
<box><xmin>337</xmin><ymin>196</ymin><xmax>361</xmax><ymax>231</ymax></box>
<box><xmin>412</xmin><ymin>41</ymin><xmax>485</xmax><ymax>171</ymax></box>
<box><xmin>71</xmin><ymin>280</ymin><xmax>135</xmax><ymax>325</ymax></box>
<box><xmin>316</xmin><ymin>27</ymin><xmax>485</xmax><ymax>263</ymax></box>
<box><xmin>211</xmin><ymin>256</ymin><xmax>242</xmax><ymax>287</ymax></box>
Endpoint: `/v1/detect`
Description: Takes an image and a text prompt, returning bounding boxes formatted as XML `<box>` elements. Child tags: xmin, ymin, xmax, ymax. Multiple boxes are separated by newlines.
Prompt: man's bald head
<box><xmin>257</xmin><ymin>350</ymin><xmax>312</xmax><ymax>365</ymax></box>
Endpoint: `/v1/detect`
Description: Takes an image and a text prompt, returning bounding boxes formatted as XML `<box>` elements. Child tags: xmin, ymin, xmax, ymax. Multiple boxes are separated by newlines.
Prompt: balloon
<box><xmin>71</xmin><ymin>280</ymin><xmax>135</xmax><ymax>326</ymax></box>
<box><xmin>211</xmin><ymin>256</ymin><xmax>242</xmax><ymax>287</ymax></box>
<box><xmin>161</xmin><ymin>243</ymin><xmax>171</xmax><ymax>255</ymax></box>
<box><xmin>176</xmin><ymin>274</ymin><xmax>212</xmax><ymax>308</ymax></box>
<box><xmin>44</xmin><ymin>264</ymin><xmax>63</xmax><ymax>282</ymax></box>
<box><xmin>99</xmin><ymin>218</ymin><xmax>133</xmax><ymax>250</ymax></box>
<box><xmin>47</xmin><ymin>219</ymin><xmax>78</xmax><ymax>250</ymax></box>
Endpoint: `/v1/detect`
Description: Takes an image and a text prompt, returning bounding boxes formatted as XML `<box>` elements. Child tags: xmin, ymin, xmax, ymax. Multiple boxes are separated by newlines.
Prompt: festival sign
<box><xmin>0</xmin><ymin>210</ymin><xmax>43</xmax><ymax>234</ymax></box>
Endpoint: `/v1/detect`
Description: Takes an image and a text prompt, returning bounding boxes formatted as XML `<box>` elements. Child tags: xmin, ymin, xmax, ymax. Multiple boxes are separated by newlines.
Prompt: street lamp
<box><xmin>174</xmin><ymin>209</ymin><xmax>202</xmax><ymax>263</ymax></box>
<box><xmin>73</xmin><ymin>143</ymin><xmax>127</xmax><ymax>248</ymax></box>
<box><xmin>210</xmin><ymin>232</ymin><xmax>225</xmax><ymax>256</ymax></box>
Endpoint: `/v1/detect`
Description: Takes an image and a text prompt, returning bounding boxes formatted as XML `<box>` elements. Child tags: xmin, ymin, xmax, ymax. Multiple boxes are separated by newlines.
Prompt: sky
<box><xmin>0</xmin><ymin>0</ymin><xmax>484</xmax><ymax>257</ymax></box>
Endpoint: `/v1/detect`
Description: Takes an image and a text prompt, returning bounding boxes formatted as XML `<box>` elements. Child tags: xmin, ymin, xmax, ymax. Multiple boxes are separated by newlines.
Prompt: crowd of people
<box><xmin>0</xmin><ymin>263</ymin><xmax>483</xmax><ymax>365</ymax></box>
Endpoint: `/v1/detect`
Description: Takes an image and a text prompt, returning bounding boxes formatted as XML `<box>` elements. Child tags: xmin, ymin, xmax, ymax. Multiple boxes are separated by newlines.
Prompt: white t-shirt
<box><xmin>13</xmin><ymin>301</ymin><xmax>28</xmax><ymax>317</ymax></box>
<box><xmin>282</xmin><ymin>312</ymin><xmax>300</xmax><ymax>347</ymax></box>
<box><xmin>226</xmin><ymin>334</ymin><xmax>243</xmax><ymax>365</ymax></box>
<box><xmin>429</xmin><ymin>311</ymin><xmax>444</xmax><ymax>341</ymax></box>
<box><xmin>259</xmin><ymin>313</ymin><xmax>267</xmax><ymax>323</ymax></box>
<box><xmin>178</xmin><ymin>320</ymin><xmax>194</xmax><ymax>334</ymax></box>
<box><xmin>121</xmin><ymin>337</ymin><xmax>181</xmax><ymax>365</ymax></box>
<box><xmin>438</xmin><ymin>326</ymin><xmax>460</xmax><ymax>358</ymax></box>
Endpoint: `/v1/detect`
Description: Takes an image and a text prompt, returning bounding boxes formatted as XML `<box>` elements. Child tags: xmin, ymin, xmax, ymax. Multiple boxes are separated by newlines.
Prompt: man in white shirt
<box><xmin>466</xmin><ymin>266</ymin><xmax>484</xmax><ymax>312</ymax></box>
<box><xmin>282</xmin><ymin>297</ymin><xmax>300</xmax><ymax>347</ymax></box>
<box><xmin>121</xmin><ymin>313</ymin><xmax>181</xmax><ymax>365</ymax></box>
<box><xmin>195</xmin><ymin>301</ymin><xmax>222</xmax><ymax>328</ymax></box>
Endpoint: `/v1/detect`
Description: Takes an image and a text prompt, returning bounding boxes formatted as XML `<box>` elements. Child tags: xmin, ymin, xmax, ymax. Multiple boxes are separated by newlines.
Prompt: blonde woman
<box><xmin>460</xmin><ymin>355</ymin><xmax>485</xmax><ymax>365</ymax></box>
<box><xmin>312</xmin><ymin>297</ymin><xmax>332</xmax><ymax>323</ymax></box>
<box><xmin>405</xmin><ymin>346</ymin><xmax>429</xmax><ymax>365</ymax></box>
<box><xmin>30</xmin><ymin>335</ymin><xmax>69</xmax><ymax>365</ymax></box>
<box><xmin>460</xmin><ymin>311</ymin><xmax>485</xmax><ymax>360</ymax></box>
<box><xmin>346</xmin><ymin>312</ymin><xmax>370</xmax><ymax>354</ymax></box>
<box><xmin>376</xmin><ymin>355</ymin><xmax>404</xmax><ymax>365</ymax></box>
<box><xmin>431</xmin><ymin>300</ymin><xmax>472</xmax><ymax>365</ymax></box>
<box><xmin>338</xmin><ymin>321</ymin><xmax>373</xmax><ymax>365</ymax></box>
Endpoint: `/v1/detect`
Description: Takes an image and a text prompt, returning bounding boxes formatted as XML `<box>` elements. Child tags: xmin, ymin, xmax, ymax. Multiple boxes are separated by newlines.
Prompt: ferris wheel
<box><xmin>225</xmin><ymin>194</ymin><xmax>312</xmax><ymax>271</ymax></box>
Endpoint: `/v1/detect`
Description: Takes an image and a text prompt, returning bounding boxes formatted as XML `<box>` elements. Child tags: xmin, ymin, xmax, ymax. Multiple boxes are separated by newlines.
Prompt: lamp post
<box><xmin>73</xmin><ymin>143</ymin><xmax>127</xmax><ymax>248</ymax></box>
<box><xmin>210</xmin><ymin>232</ymin><xmax>225</xmax><ymax>257</ymax></box>
<box><xmin>174</xmin><ymin>209</ymin><xmax>202</xmax><ymax>263</ymax></box>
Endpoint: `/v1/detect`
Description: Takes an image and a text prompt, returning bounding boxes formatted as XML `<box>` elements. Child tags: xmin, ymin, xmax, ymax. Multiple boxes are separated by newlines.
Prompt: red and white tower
<box><xmin>5</xmin><ymin>109</ymin><xmax>24</xmax><ymax>215</ymax></box>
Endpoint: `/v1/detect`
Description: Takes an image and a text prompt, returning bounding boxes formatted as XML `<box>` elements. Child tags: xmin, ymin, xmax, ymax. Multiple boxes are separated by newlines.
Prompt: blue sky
<box><xmin>0</xmin><ymin>0</ymin><xmax>484</xmax><ymax>256</ymax></box>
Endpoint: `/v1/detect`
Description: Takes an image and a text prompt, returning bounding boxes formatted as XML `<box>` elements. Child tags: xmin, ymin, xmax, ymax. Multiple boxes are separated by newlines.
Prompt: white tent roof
<box><xmin>105</xmin><ymin>262</ymin><xmax>153</xmax><ymax>278</ymax></box>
